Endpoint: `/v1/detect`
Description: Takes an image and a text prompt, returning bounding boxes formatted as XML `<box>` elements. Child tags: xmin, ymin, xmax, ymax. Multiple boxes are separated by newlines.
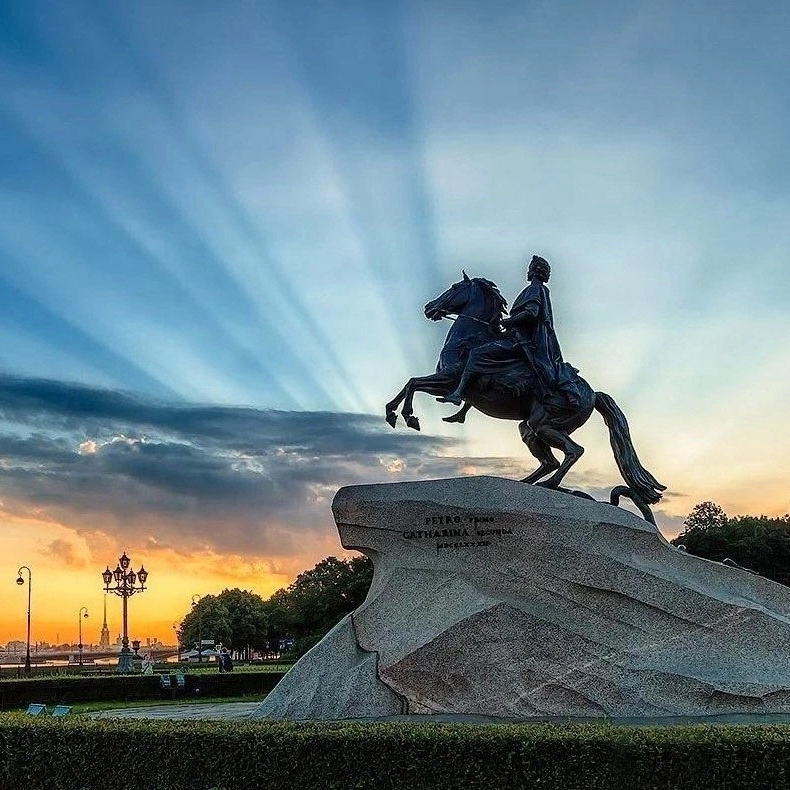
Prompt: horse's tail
<box><xmin>594</xmin><ymin>392</ymin><xmax>666</xmax><ymax>505</ymax></box>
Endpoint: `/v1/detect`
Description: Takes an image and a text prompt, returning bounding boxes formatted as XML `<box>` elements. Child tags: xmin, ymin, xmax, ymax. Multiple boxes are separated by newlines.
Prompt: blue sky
<box><xmin>0</xmin><ymin>0</ymin><xmax>789</xmax><ymax>623</ymax></box>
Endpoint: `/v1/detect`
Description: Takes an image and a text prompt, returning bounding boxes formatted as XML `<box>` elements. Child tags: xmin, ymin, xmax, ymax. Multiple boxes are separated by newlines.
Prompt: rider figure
<box><xmin>439</xmin><ymin>255</ymin><xmax>583</xmax><ymax>409</ymax></box>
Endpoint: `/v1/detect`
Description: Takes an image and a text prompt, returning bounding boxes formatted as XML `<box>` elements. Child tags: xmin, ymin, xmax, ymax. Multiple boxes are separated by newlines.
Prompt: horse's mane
<box><xmin>472</xmin><ymin>277</ymin><xmax>508</xmax><ymax>318</ymax></box>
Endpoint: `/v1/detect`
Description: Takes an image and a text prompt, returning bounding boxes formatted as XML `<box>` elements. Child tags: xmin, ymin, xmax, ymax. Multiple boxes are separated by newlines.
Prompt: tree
<box><xmin>264</xmin><ymin>555</ymin><xmax>373</xmax><ymax>656</ymax></box>
<box><xmin>683</xmin><ymin>501</ymin><xmax>728</xmax><ymax>532</ymax></box>
<box><xmin>671</xmin><ymin>501</ymin><xmax>730</xmax><ymax>560</ymax></box>
<box><xmin>215</xmin><ymin>588</ymin><xmax>270</xmax><ymax>659</ymax></box>
<box><xmin>177</xmin><ymin>557</ymin><xmax>374</xmax><ymax>661</ymax></box>
<box><xmin>672</xmin><ymin>502</ymin><xmax>790</xmax><ymax>586</ymax></box>
<box><xmin>178</xmin><ymin>595</ymin><xmax>232</xmax><ymax>654</ymax></box>
<box><xmin>178</xmin><ymin>588</ymin><xmax>268</xmax><ymax>659</ymax></box>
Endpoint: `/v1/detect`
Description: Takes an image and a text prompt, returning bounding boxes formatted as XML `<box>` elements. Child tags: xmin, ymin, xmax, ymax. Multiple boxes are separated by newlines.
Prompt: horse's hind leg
<box><xmin>533</xmin><ymin>426</ymin><xmax>584</xmax><ymax>489</ymax></box>
<box><xmin>518</xmin><ymin>420</ymin><xmax>560</xmax><ymax>483</ymax></box>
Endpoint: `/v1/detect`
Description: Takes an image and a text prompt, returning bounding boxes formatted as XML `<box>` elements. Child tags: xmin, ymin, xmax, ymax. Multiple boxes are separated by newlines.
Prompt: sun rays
<box><xmin>1</xmin><ymin>0</ymin><xmax>790</xmax><ymax>647</ymax></box>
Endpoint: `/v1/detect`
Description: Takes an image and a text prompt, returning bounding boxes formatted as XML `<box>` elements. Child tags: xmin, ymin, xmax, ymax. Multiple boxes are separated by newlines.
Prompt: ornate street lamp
<box><xmin>78</xmin><ymin>607</ymin><xmax>89</xmax><ymax>666</ymax></box>
<box><xmin>15</xmin><ymin>566</ymin><xmax>32</xmax><ymax>674</ymax></box>
<box><xmin>102</xmin><ymin>553</ymin><xmax>148</xmax><ymax>673</ymax></box>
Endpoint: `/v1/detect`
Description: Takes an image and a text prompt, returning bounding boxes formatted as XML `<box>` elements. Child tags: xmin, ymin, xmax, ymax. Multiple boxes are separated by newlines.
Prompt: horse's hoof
<box><xmin>385</xmin><ymin>411</ymin><xmax>397</xmax><ymax>428</ymax></box>
<box><xmin>405</xmin><ymin>415</ymin><xmax>421</xmax><ymax>431</ymax></box>
<box><xmin>536</xmin><ymin>479</ymin><xmax>559</xmax><ymax>489</ymax></box>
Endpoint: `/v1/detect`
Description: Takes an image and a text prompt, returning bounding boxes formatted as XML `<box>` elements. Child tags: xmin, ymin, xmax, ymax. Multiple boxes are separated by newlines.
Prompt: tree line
<box><xmin>671</xmin><ymin>501</ymin><xmax>790</xmax><ymax>584</ymax></box>
<box><xmin>178</xmin><ymin>555</ymin><xmax>372</xmax><ymax>659</ymax></box>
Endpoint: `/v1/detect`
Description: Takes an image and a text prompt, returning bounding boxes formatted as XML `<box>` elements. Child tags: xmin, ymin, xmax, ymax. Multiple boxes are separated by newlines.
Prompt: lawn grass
<box><xmin>181</xmin><ymin>662</ymin><xmax>292</xmax><ymax>675</ymax></box>
<box><xmin>0</xmin><ymin>662</ymin><xmax>293</xmax><ymax>682</ymax></box>
<box><xmin>70</xmin><ymin>693</ymin><xmax>266</xmax><ymax>714</ymax></box>
<box><xmin>1</xmin><ymin>693</ymin><xmax>267</xmax><ymax>715</ymax></box>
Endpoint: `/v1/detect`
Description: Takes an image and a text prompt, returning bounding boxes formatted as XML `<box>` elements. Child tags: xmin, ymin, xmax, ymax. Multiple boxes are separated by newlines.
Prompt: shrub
<box><xmin>0</xmin><ymin>716</ymin><xmax>789</xmax><ymax>790</ymax></box>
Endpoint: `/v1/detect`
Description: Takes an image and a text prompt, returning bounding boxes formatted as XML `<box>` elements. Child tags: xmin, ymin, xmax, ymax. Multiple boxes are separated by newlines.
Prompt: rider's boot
<box><xmin>443</xmin><ymin>403</ymin><xmax>471</xmax><ymax>423</ymax></box>
<box><xmin>437</xmin><ymin>371</ymin><xmax>473</xmax><ymax>406</ymax></box>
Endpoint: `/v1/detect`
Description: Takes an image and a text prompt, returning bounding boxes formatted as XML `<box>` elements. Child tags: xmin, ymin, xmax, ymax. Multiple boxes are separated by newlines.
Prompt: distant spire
<box><xmin>99</xmin><ymin>593</ymin><xmax>111</xmax><ymax>648</ymax></box>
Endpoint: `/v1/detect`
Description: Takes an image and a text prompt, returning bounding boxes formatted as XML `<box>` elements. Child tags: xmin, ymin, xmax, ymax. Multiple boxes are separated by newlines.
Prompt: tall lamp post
<box><xmin>15</xmin><ymin>566</ymin><xmax>32</xmax><ymax>674</ymax></box>
<box><xmin>191</xmin><ymin>594</ymin><xmax>203</xmax><ymax>663</ymax></box>
<box><xmin>102</xmin><ymin>553</ymin><xmax>148</xmax><ymax>673</ymax></box>
<box><xmin>172</xmin><ymin>623</ymin><xmax>180</xmax><ymax>662</ymax></box>
<box><xmin>78</xmin><ymin>607</ymin><xmax>89</xmax><ymax>666</ymax></box>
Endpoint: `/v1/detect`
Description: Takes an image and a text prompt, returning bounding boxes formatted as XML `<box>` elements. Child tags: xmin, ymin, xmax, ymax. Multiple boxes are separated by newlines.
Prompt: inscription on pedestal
<box><xmin>402</xmin><ymin>514</ymin><xmax>514</xmax><ymax>551</ymax></box>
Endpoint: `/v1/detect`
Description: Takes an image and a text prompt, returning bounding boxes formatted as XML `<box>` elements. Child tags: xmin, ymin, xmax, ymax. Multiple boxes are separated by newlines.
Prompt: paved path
<box><xmin>92</xmin><ymin>702</ymin><xmax>260</xmax><ymax>720</ymax></box>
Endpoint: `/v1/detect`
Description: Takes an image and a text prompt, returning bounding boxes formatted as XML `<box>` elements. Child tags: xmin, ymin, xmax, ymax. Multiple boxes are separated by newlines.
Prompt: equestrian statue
<box><xmin>385</xmin><ymin>255</ymin><xmax>666</xmax><ymax>523</ymax></box>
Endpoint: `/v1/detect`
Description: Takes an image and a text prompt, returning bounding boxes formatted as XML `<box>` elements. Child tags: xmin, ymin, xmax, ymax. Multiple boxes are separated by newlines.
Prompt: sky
<box><xmin>1</xmin><ymin>0</ymin><xmax>788</xmax><ymax>646</ymax></box>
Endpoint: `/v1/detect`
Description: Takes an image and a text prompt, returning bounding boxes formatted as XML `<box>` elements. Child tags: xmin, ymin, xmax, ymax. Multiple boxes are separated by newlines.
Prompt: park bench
<box><xmin>24</xmin><ymin>704</ymin><xmax>71</xmax><ymax>717</ymax></box>
<box><xmin>160</xmin><ymin>674</ymin><xmax>175</xmax><ymax>699</ymax></box>
<box><xmin>160</xmin><ymin>673</ymin><xmax>187</xmax><ymax>699</ymax></box>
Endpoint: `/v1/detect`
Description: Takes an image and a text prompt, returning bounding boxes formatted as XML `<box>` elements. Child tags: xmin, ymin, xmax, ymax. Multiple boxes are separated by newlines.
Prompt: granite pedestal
<box><xmin>252</xmin><ymin>477</ymin><xmax>790</xmax><ymax>720</ymax></box>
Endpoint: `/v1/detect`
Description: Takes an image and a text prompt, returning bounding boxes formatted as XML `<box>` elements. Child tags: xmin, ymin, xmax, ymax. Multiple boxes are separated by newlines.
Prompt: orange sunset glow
<box><xmin>0</xmin><ymin>508</ymin><xmax>351</xmax><ymax>646</ymax></box>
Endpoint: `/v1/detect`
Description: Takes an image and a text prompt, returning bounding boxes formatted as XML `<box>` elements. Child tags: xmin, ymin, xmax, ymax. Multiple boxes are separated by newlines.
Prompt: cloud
<box><xmin>0</xmin><ymin>373</ymin><xmax>690</xmax><ymax>562</ymax></box>
<box><xmin>44</xmin><ymin>538</ymin><xmax>88</xmax><ymax>568</ymax></box>
<box><xmin>0</xmin><ymin>373</ymin><xmax>525</xmax><ymax>557</ymax></box>
<box><xmin>653</xmin><ymin>509</ymin><xmax>686</xmax><ymax>540</ymax></box>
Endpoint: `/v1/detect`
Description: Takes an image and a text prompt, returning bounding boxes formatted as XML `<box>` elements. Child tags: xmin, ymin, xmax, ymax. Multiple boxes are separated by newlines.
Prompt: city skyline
<box><xmin>2</xmin><ymin>0</ymin><xmax>789</xmax><ymax>643</ymax></box>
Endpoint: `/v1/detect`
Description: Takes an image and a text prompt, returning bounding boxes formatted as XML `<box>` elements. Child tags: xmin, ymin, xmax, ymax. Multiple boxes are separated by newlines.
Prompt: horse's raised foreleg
<box><xmin>399</xmin><ymin>374</ymin><xmax>455</xmax><ymax>431</ymax></box>
<box><xmin>385</xmin><ymin>383</ymin><xmax>412</xmax><ymax>427</ymax></box>
<box><xmin>518</xmin><ymin>420</ymin><xmax>560</xmax><ymax>483</ymax></box>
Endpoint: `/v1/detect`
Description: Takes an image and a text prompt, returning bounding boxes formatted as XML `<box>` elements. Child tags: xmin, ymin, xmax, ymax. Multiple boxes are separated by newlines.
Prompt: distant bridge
<box><xmin>0</xmin><ymin>648</ymin><xmax>180</xmax><ymax>665</ymax></box>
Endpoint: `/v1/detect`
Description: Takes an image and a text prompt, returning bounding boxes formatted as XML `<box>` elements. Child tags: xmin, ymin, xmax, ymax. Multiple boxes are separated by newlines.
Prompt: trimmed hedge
<box><xmin>1</xmin><ymin>716</ymin><xmax>789</xmax><ymax>790</ymax></box>
<box><xmin>0</xmin><ymin>671</ymin><xmax>285</xmax><ymax>710</ymax></box>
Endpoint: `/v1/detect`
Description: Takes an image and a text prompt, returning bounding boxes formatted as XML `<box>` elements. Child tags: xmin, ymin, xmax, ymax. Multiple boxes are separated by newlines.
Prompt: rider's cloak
<box><xmin>465</xmin><ymin>281</ymin><xmax>584</xmax><ymax>408</ymax></box>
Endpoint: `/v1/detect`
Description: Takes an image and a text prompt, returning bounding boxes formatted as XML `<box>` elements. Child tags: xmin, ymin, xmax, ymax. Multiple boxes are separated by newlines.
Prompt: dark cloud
<box><xmin>0</xmin><ymin>374</ymin><xmax>437</xmax><ymax>454</ymax></box>
<box><xmin>0</xmin><ymin>374</ymin><xmax>518</xmax><ymax>556</ymax></box>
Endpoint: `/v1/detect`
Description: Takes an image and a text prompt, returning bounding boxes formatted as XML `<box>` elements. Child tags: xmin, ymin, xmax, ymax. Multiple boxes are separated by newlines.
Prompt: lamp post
<box><xmin>15</xmin><ymin>566</ymin><xmax>32</xmax><ymax>674</ymax></box>
<box><xmin>78</xmin><ymin>607</ymin><xmax>89</xmax><ymax>666</ymax></box>
<box><xmin>172</xmin><ymin>623</ymin><xmax>180</xmax><ymax>663</ymax></box>
<box><xmin>191</xmin><ymin>594</ymin><xmax>203</xmax><ymax>663</ymax></box>
<box><xmin>102</xmin><ymin>553</ymin><xmax>148</xmax><ymax>673</ymax></box>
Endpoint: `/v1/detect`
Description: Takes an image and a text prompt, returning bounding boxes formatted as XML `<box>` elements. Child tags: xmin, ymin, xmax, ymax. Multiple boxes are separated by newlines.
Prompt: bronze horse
<box><xmin>385</xmin><ymin>274</ymin><xmax>665</xmax><ymax>521</ymax></box>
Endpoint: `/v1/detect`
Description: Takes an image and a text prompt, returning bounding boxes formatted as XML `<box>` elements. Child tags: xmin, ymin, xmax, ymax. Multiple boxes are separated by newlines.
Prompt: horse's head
<box><xmin>424</xmin><ymin>272</ymin><xmax>474</xmax><ymax>321</ymax></box>
<box><xmin>424</xmin><ymin>272</ymin><xmax>507</xmax><ymax>324</ymax></box>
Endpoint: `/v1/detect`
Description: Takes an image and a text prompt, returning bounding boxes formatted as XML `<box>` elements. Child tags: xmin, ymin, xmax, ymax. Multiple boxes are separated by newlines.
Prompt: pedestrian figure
<box><xmin>221</xmin><ymin>647</ymin><xmax>233</xmax><ymax>672</ymax></box>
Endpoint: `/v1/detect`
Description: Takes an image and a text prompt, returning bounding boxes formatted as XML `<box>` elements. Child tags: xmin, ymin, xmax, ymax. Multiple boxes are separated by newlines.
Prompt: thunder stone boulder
<box><xmin>252</xmin><ymin>477</ymin><xmax>790</xmax><ymax>720</ymax></box>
